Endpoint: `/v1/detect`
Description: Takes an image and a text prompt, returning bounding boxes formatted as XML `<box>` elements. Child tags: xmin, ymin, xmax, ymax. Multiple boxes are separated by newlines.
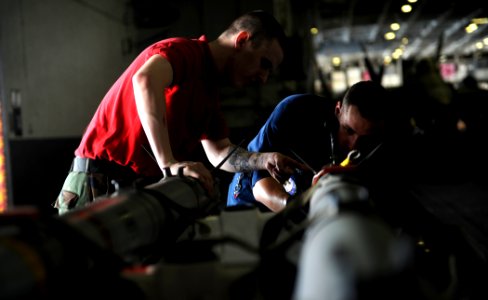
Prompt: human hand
<box><xmin>264</xmin><ymin>153</ymin><xmax>306</xmax><ymax>184</ymax></box>
<box><xmin>167</xmin><ymin>161</ymin><xmax>214</xmax><ymax>195</ymax></box>
<box><xmin>311</xmin><ymin>164</ymin><xmax>356</xmax><ymax>186</ymax></box>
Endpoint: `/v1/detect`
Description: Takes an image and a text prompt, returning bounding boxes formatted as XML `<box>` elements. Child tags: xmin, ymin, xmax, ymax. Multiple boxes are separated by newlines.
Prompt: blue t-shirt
<box><xmin>227</xmin><ymin>93</ymin><xmax>338</xmax><ymax>209</ymax></box>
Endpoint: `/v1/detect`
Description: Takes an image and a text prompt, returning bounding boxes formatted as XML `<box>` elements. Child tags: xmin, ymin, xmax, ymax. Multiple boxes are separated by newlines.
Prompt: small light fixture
<box><xmin>401</xmin><ymin>4</ymin><xmax>412</xmax><ymax>13</ymax></box>
<box><xmin>472</xmin><ymin>18</ymin><xmax>488</xmax><ymax>25</ymax></box>
<box><xmin>384</xmin><ymin>32</ymin><xmax>396</xmax><ymax>40</ymax></box>
<box><xmin>332</xmin><ymin>56</ymin><xmax>341</xmax><ymax>66</ymax></box>
<box><xmin>465</xmin><ymin>23</ymin><xmax>478</xmax><ymax>33</ymax></box>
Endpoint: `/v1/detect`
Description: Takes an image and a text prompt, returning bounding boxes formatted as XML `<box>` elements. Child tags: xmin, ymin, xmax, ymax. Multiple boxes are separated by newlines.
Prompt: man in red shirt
<box><xmin>55</xmin><ymin>10</ymin><xmax>303</xmax><ymax>214</ymax></box>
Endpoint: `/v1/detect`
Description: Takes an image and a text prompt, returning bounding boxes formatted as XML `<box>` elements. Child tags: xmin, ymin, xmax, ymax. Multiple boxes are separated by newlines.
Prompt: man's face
<box><xmin>335</xmin><ymin>102</ymin><xmax>384</xmax><ymax>157</ymax></box>
<box><xmin>230</xmin><ymin>38</ymin><xmax>283</xmax><ymax>88</ymax></box>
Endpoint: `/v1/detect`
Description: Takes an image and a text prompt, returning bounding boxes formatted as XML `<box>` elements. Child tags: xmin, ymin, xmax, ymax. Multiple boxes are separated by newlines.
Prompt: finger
<box><xmin>278</xmin><ymin>165</ymin><xmax>295</xmax><ymax>176</ymax></box>
<box><xmin>272</xmin><ymin>171</ymin><xmax>285</xmax><ymax>184</ymax></box>
<box><xmin>193</xmin><ymin>167</ymin><xmax>214</xmax><ymax>195</ymax></box>
<box><xmin>312</xmin><ymin>174</ymin><xmax>320</xmax><ymax>186</ymax></box>
<box><xmin>287</xmin><ymin>157</ymin><xmax>307</xmax><ymax>170</ymax></box>
<box><xmin>312</xmin><ymin>169</ymin><xmax>326</xmax><ymax>186</ymax></box>
<box><xmin>190</xmin><ymin>172</ymin><xmax>214</xmax><ymax>195</ymax></box>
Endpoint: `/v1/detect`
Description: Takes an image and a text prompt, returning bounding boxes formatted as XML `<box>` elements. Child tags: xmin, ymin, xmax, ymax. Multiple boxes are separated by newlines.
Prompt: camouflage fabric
<box><xmin>54</xmin><ymin>171</ymin><xmax>110</xmax><ymax>215</ymax></box>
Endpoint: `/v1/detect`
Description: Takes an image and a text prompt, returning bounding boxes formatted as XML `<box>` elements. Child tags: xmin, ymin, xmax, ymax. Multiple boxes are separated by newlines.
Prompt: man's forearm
<box><xmin>133</xmin><ymin>54</ymin><xmax>176</xmax><ymax>171</ymax></box>
<box><xmin>223</xmin><ymin>144</ymin><xmax>299</xmax><ymax>184</ymax></box>
<box><xmin>227</xmin><ymin>147</ymin><xmax>266</xmax><ymax>172</ymax></box>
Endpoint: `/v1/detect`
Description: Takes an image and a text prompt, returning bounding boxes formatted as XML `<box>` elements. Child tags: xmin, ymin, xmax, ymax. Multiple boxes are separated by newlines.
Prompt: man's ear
<box><xmin>235</xmin><ymin>31</ymin><xmax>250</xmax><ymax>49</ymax></box>
<box><xmin>335</xmin><ymin>101</ymin><xmax>342</xmax><ymax>118</ymax></box>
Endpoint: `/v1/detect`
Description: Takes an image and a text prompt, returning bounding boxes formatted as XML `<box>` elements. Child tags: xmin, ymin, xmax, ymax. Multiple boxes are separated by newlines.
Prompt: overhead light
<box><xmin>392</xmin><ymin>51</ymin><xmax>402</xmax><ymax>60</ymax></box>
<box><xmin>390</xmin><ymin>23</ymin><xmax>400</xmax><ymax>31</ymax></box>
<box><xmin>393</xmin><ymin>48</ymin><xmax>404</xmax><ymax>59</ymax></box>
<box><xmin>401</xmin><ymin>5</ymin><xmax>412</xmax><ymax>13</ymax></box>
<box><xmin>310</xmin><ymin>27</ymin><xmax>319</xmax><ymax>35</ymax></box>
<box><xmin>384</xmin><ymin>32</ymin><xmax>396</xmax><ymax>40</ymax></box>
<box><xmin>332</xmin><ymin>57</ymin><xmax>341</xmax><ymax>66</ymax></box>
<box><xmin>465</xmin><ymin>23</ymin><xmax>478</xmax><ymax>33</ymax></box>
<box><xmin>401</xmin><ymin>37</ymin><xmax>409</xmax><ymax>44</ymax></box>
<box><xmin>475</xmin><ymin>42</ymin><xmax>484</xmax><ymax>49</ymax></box>
<box><xmin>472</xmin><ymin>18</ymin><xmax>488</xmax><ymax>25</ymax></box>
<box><xmin>407</xmin><ymin>0</ymin><xmax>417</xmax><ymax>3</ymax></box>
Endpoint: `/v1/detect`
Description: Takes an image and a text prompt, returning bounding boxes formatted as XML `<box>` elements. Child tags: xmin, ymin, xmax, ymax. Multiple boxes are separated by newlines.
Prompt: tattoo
<box><xmin>228</xmin><ymin>147</ymin><xmax>263</xmax><ymax>172</ymax></box>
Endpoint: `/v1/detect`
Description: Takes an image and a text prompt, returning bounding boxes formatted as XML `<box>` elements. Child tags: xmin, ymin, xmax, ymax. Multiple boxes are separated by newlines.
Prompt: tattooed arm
<box><xmin>202</xmin><ymin>138</ymin><xmax>304</xmax><ymax>183</ymax></box>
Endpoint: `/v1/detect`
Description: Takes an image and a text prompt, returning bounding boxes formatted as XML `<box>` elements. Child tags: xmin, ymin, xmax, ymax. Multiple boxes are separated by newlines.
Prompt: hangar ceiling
<box><xmin>297</xmin><ymin>0</ymin><xmax>488</xmax><ymax>62</ymax></box>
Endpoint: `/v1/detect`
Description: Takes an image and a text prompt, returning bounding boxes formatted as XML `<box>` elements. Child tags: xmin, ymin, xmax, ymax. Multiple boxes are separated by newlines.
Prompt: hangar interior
<box><xmin>0</xmin><ymin>0</ymin><xmax>488</xmax><ymax>299</ymax></box>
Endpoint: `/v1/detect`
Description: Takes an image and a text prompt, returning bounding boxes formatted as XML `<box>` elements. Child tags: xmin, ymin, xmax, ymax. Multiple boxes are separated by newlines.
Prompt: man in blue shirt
<box><xmin>227</xmin><ymin>80</ymin><xmax>392</xmax><ymax>212</ymax></box>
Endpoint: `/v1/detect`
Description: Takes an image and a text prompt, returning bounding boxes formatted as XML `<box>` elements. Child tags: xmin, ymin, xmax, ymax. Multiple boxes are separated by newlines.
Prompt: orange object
<box><xmin>0</xmin><ymin>103</ymin><xmax>7</xmax><ymax>212</ymax></box>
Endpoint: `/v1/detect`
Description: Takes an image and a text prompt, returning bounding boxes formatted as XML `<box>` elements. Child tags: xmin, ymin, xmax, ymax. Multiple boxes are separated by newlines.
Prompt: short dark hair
<box><xmin>223</xmin><ymin>10</ymin><xmax>287</xmax><ymax>50</ymax></box>
<box><xmin>342</xmin><ymin>80</ymin><xmax>388</xmax><ymax>121</ymax></box>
